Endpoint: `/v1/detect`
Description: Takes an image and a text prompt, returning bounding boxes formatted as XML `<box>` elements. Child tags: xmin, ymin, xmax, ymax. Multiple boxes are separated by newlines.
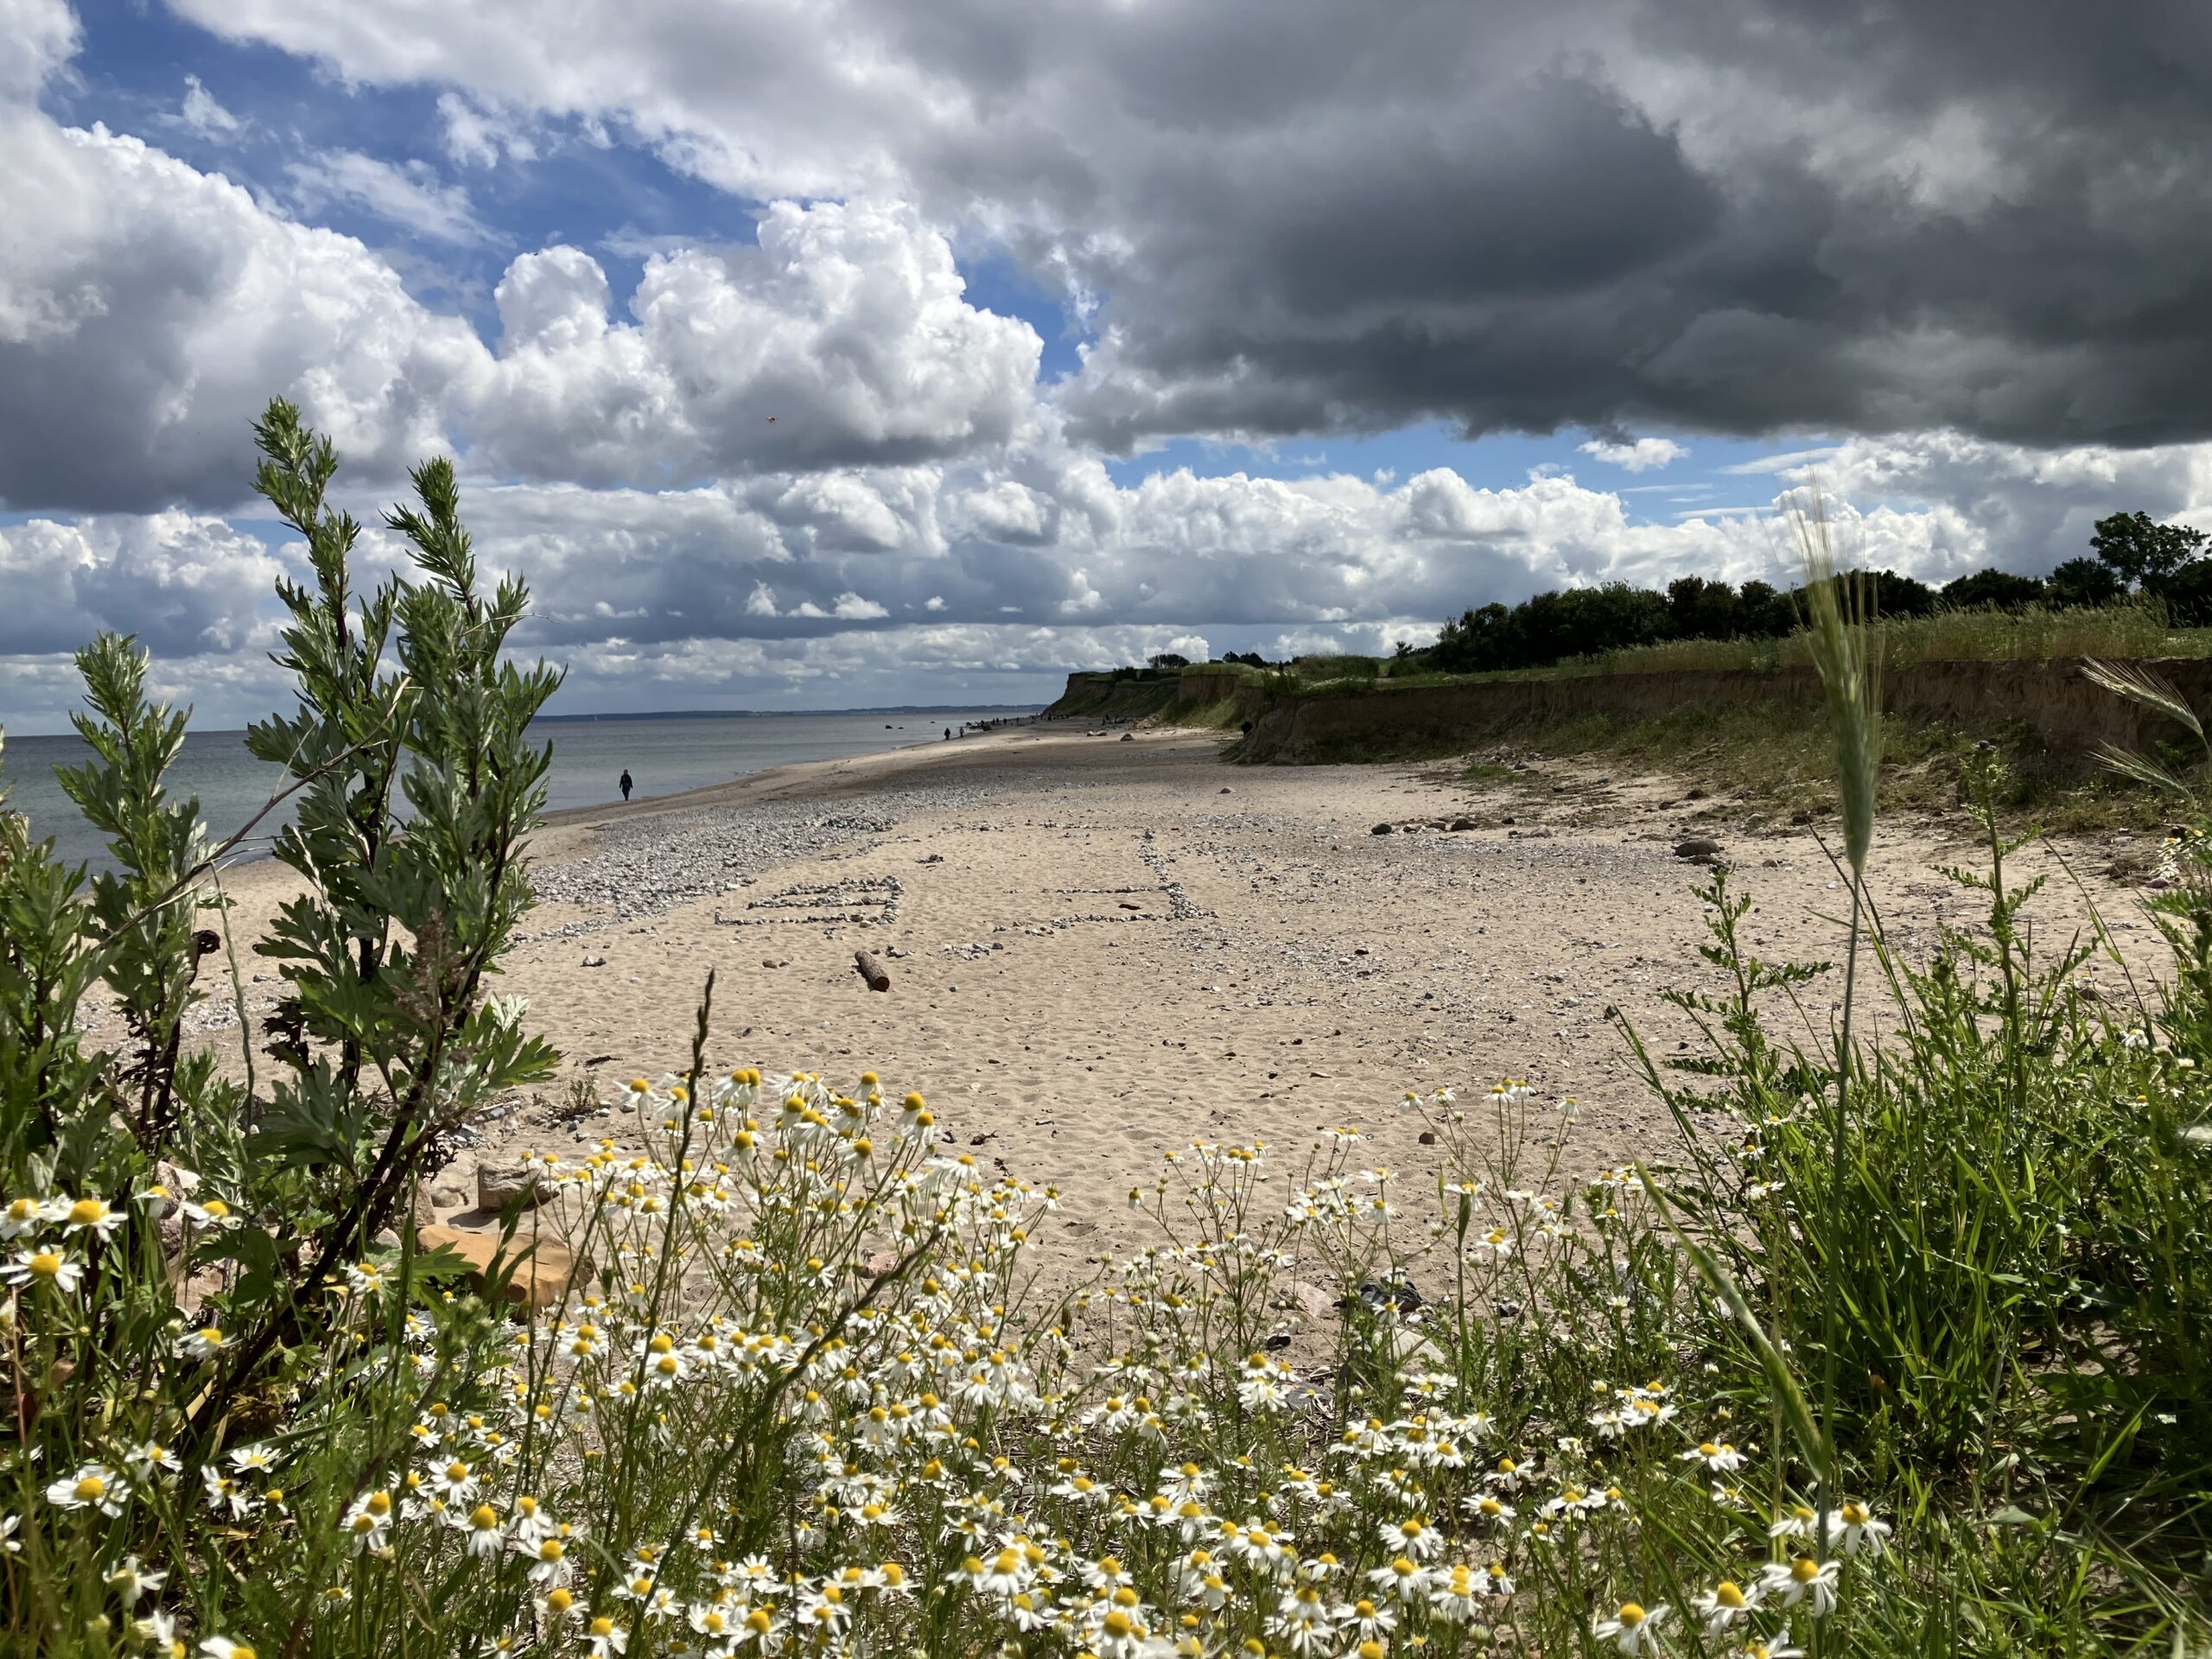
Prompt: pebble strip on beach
<box><xmin>524</xmin><ymin>779</ymin><xmax>1030</xmax><ymax>936</ymax></box>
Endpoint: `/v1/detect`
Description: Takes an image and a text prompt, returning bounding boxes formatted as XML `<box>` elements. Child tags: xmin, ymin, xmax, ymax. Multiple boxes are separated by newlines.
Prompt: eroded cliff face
<box><xmin>1230</xmin><ymin>658</ymin><xmax>2212</xmax><ymax>765</ymax></box>
<box><xmin>1041</xmin><ymin>671</ymin><xmax>1182</xmax><ymax>721</ymax></box>
<box><xmin>1046</xmin><ymin>669</ymin><xmax>1267</xmax><ymax>723</ymax></box>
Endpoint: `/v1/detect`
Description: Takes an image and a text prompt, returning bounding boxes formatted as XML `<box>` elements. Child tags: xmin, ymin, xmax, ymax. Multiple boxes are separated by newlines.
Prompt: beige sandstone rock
<box><xmin>416</xmin><ymin>1224</ymin><xmax>579</xmax><ymax>1312</ymax></box>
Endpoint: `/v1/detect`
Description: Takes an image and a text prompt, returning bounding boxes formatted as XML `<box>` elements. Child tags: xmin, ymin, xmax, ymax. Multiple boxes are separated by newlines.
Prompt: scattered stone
<box><xmin>582</xmin><ymin>953</ymin><xmax>607</xmax><ymax>968</ymax></box>
<box><xmin>1449</xmin><ymin>817</ymin><xmax>1478</xmax><ymax>831</ymax></box>
<box><xmin>416</xmin><ymin>1224</ymin><xmax>580</xmax><ymax>1312</ymax></box>
<box><xmin>1120</xmin><ymin>732</ymin><xmax>1135</xmax><ymax>741</ymax></box>
<box><xmin>476</xmin><ymin>1164</ymin><xmax>555</xmax><ymax>1214</ymax></box>
<box><xmin>1418</xmin><ymin>1129</ymin><xmax>1438</xmax><ymax>1146</ymax></box>
<box><xmin>1219</xmin><ymin>786</ymin><xmax>1234</xmax><ymax>794</ymax></box>
<box><xmin>1371</xmin><ymin>823</ymin><xmax>1395</xmax><ymax>836</ymax></box>
<box><xmin>1357</xmin><ymin>1276</ymin><xmax>1424</xmax><ymax>1313</ymax></box>
<box><xmin>432</xmin><ymin>1184</ymin><xmax>467</xmax><ymax>1209</ymax></box>
<box><xmin>761</xmin><ymin>957</ymin><xmax>780</xmax><ymax>969</ymax></box>
<box><xmin>1383</xmin><ymin>1329</ymin><xmax>1450</xmax><ymax>1373</ymax></box>
<box><xmin>1284</xmin><ymin>1281</ymin><xmax>1338</xmax><ymax>1324</ymax></box>
<box><xmin>862</xmin><ymin>1250</ymin><xmax>901</xmax><ymax>1279</ymax></box>
<box><xmin>1674</xmin><ymin>837</ymin><xmax>1724</xmax><ymax>861</ymax></box>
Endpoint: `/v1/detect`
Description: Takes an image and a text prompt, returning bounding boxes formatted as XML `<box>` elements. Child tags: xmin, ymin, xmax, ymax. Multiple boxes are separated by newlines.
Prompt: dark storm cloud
<box><xmin>1046</xmin><ymin>0</ymin><xmax>2212</xmax><ymax>450</ymax></box>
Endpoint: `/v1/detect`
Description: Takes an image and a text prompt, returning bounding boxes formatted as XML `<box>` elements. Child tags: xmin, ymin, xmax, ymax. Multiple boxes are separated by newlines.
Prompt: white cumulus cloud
<box><xmin>1580</xmin><ymin>435</ymin><xmax>1689</xmax><ymax>472</ymax></box>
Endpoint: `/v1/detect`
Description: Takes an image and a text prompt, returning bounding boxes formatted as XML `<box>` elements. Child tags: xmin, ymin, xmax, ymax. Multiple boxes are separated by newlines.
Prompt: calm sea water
<box><xmin>2</xmin><ymin>709</ymin><xmax>1033</xmax><ymax>874</ymax></box>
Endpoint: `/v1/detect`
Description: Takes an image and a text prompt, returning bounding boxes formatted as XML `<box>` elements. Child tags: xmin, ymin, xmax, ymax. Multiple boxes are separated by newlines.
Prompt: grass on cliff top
<box><xmin>1465</xmin><ymin>699</ymin><xmax>2186</xmax><ymax>838</ymax></box>
<box><xmin>1279</xmin><ymin>602</ymin><xmax>2212</xmax><ymax>697</ymax></box>
<box><xmin>1583</xmin><ymin>601</ymin><xmax>2212</xmax><ymax>676</ymax></box>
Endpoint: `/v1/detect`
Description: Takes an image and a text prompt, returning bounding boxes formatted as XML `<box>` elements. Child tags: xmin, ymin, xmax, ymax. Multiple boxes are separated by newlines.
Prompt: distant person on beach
<box><xmin>619</xmin><ymin>768</ymin><xmax>632</xmax><ymax>802</ymax></box>
<box><xmin>944</xmin><ymin>728</ymin><xmax>951</xmax><ymax>740</ymax></box>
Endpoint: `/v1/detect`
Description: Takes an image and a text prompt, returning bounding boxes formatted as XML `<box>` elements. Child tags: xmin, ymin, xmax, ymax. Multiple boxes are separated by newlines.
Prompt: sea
<box><xmin>1</xmin><ymin>708</ymin><xmax>1034</xmax><ymax>875</ymax></box>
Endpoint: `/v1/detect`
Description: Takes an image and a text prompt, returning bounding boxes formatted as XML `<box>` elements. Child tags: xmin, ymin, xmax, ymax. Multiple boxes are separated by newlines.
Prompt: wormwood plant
<box><xmin>0</xmin><ymin>400</ymin><xmax>562</xmax><ymax>1643</ymax></box>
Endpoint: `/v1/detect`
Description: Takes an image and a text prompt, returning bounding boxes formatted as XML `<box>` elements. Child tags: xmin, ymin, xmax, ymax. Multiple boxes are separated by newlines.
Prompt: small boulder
<box><xmin>1284</xmin><ymin>1281</ymin><xmax>1339</xmax><ymax>1325</ymax></box>
<box><xmin>1674</xmin><ymin>837</ymin><xmax>1724</xmax><ymax>861</ymax></box>
<box><xmin>416</xmin><ymin>1224</ymin><xmax>579</xmax><ymax>1312</ymax></box>
<box><xmin>1370</xmin><ymin>823</ymin><xmax>1395</xmax><ymax>836</ymax></box>
<box><xmin>476</xmin><ymin>1164</ymin><xmax>555</xmax><ymax>1215</ymax></box>
<box><xmin>582</xmin><ymin>953</ymin><xmax>607</xmax><ymax>969</ymax></box>
<box><xmin>1449</xmin><ymin>817</ymin><xmax>1478</xmax><ymax>831</ymax></box>
<box><xmin>1382</xmin><ymin>1328</ymin><xmax>1451</xmax><ymax>1374</ymax></box>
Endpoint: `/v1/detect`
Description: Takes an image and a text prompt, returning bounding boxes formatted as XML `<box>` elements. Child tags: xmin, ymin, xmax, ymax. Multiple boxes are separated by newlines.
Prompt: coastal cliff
<box><xmin>1046</xmin><ymin>657</ymin><xmax>2212</xmax><ymax>764</ymax></box>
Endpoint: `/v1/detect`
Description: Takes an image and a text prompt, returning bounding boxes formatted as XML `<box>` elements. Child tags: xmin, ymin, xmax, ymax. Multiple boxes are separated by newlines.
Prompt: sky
<box><xmin>2</xmin><ymin>0</ymin><xmax>2210</xmax><ymax>731</ymax></box>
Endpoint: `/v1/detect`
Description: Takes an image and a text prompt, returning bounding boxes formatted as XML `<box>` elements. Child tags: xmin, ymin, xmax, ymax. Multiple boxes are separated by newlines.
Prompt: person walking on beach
<box><xmin>619</xmin><ymin>768</ymin><xmax>632</xmax><ymax>802</ymax></box>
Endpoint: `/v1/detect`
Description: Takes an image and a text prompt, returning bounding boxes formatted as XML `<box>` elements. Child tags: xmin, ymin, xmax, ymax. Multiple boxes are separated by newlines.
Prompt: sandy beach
<box><xmin>174</xmin><ymin>724</ymin><xmax>2166</xmax><ymax>1267</ymax></box>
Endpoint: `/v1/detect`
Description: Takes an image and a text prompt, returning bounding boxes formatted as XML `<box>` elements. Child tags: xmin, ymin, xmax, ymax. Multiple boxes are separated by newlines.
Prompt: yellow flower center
<box><xmin>67</xmin><ymin>1199</ymin><xmax>105</xmax><ymax>1227</ymax></box>
<box><xmin>1715</xmin><ymin>1582</ymin><xmax>1747</xmax><ymax>1609</ymax></box>
<box><xmin>73</xmin><ymin>1476</ymin><xmax>105</xmax><ymax>1502</ymax></box>
<box><xmin>1618</xmin><ymin>1603</ymin><xmax>1648</xmax><ymax>1625</ymax></box>
<box><xmin>29</xmin><ymin>1251</ymin><xmax>61</xmax><ymax>1279</ymax></box>
<box><xmin>1791</xmin><ymin>1557</ymin><xmax>1820</xmax><ymax>1583</ymax></box>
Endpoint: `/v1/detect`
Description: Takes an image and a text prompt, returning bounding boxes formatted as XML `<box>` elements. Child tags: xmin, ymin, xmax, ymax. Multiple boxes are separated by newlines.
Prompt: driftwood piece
<box><xmin>854</xmin><ymin>950</ymin><xmax>892</xmax><ymax>992</ymax></box>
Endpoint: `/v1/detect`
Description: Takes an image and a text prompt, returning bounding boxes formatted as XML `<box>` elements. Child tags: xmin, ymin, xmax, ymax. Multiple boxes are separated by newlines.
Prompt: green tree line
<box><xmin>1427</xmin><ymin>510</ymin><xmax>2210</xmax><ymax>674</ymax></box>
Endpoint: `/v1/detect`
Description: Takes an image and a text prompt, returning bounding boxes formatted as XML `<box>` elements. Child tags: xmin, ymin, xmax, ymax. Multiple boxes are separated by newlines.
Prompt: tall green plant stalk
<box><xmin>1793</xmin><ymin>490</ymin><xmax>1884</xmax><ymax>1567</ymax></box>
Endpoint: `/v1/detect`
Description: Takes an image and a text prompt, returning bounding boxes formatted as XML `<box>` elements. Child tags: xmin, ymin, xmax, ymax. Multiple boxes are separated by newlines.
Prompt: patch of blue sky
<box><xmin>1100</xmin><ymin>425</ymin><xmax>1839</xmax><ymax>524</ymax></box>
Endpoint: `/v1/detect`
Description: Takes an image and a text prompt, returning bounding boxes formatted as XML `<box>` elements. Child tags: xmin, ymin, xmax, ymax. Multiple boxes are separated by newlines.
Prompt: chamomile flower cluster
<box><xmin>1</xmin><ymin>1067</ymin><xmax>1892</xmax><ymax>1656</ymax></box>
